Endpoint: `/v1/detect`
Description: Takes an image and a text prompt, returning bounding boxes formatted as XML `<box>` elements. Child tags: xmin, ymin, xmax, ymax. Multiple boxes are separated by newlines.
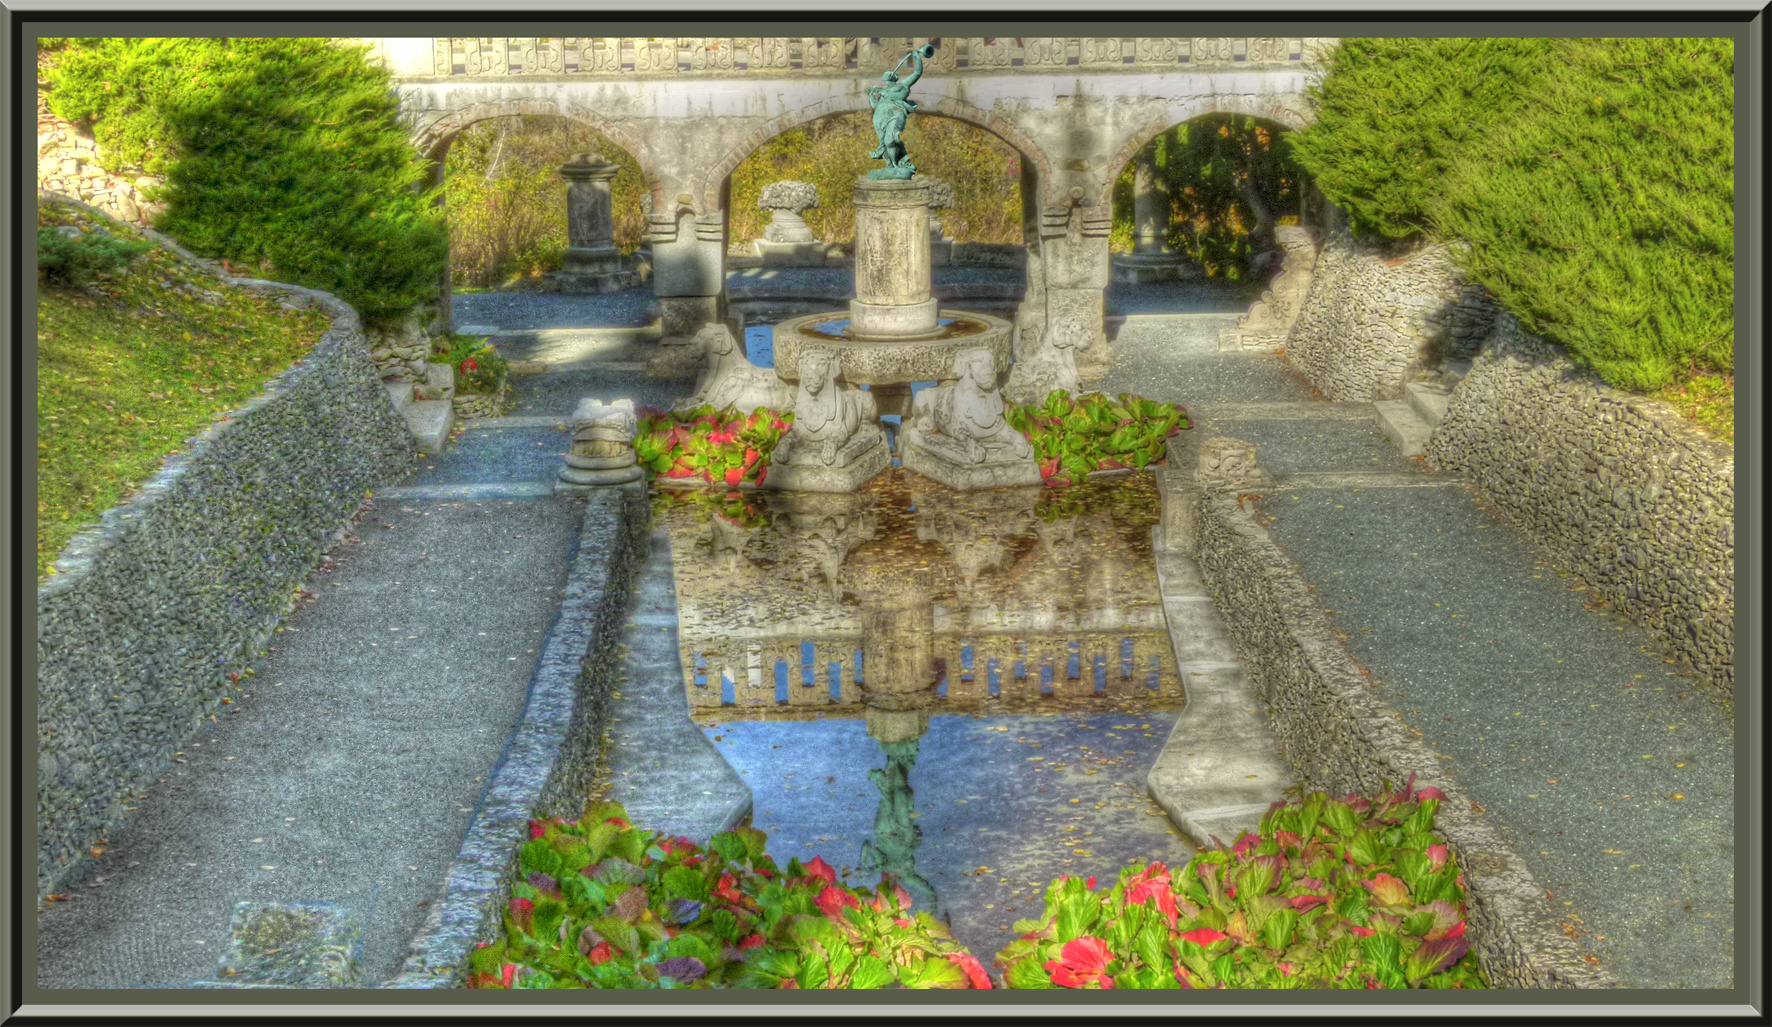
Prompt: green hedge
<box><xmin>1289</xmin><ymin>37</ymin><xmax>1733</xmax><ymax>391</ymax></box>
<box><xmin>44</xmin><ymin>38</ymin><xmax>447</xmax><ymax>327</ymax></box>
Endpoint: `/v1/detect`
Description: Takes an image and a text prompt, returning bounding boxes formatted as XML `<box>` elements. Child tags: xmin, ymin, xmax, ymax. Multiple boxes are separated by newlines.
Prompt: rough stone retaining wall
<box><xmin>37</xmin><ymin>79</ymin><xmax>163</xmax><ymax>229</ymax></box>
<box><xmin>35</xmin><ymin>236</ymin><xmax>417</xmax><ymax>901</ymax></box>
<box><xmin>390</xmin><ymin>485</ymin><xmax>649</xmax><ymax>989</ymax></box>
<box><xmin>1193</xmin><ymin>491</ymin><xmax>1619</xmax><ymax>990</ymax></box>
<box><xmin>1284</xmin><ymin>230</ymin><xmax>1495</xmax><ymax>400</ymax></box>
<box><xmin>1426</xmin><ymin>316</ymin><xmax>1734</xmax><ymax>698</ymax></box>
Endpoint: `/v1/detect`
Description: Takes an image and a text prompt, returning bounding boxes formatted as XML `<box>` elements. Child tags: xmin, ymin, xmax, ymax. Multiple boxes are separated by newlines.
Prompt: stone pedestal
<box><xmin>556</xmin><ymin>153</ymin><xmax>637</xmax><ymax>293</ymax></box>
<box><xmin>758</xmin><ymin>180</ymin><xmax>827</xmax><ymax>267</ymax></box>
<box><xmin>850</xmin><ymin>179</ymin><xmax>937</xmax><ymax>339</ymax></box>
<box><xmin>557</xmin><ymin>398</ymin><xmax>645</xmax><ymax>491</ymax></box>
<box><xmin>1112</xmin><ymin>150</ymin><xmax>1187</xmax><ymax>284</ymax></box>
<box><xmin>900</xmin><ymin>438</ymin><xmax>1042</xmax><ymax>490</ymax></box>
<box><xmin>763</xmin><ymin>436</ymin><xmax>890</xmax><ymax>493</ymax></box>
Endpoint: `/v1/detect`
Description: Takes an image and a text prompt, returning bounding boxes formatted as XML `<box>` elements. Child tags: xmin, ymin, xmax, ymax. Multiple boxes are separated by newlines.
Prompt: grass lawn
<box><xmin>1650</xmin><ymin>372</ymin><xmax>1734</xmax><ymax>446</ymax></box>
<box><xmin>35</xmin><ymin>202</ymin><xmax>330</xmax><ymax>580</ymax></box>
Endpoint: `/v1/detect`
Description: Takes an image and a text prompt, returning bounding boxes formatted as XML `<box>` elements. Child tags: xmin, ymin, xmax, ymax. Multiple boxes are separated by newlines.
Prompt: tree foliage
<box><xmin>43</xmin><ymin>37</ymin><xmax>447</xmax><ymax>326</ymax></box>
<box><xmin>1289</xmin><ymin>37</ymin><xmax>1734</xmax><ymax>390</ymax></box>
<box><xmin>443</xmin><ymin>116</ymin><xmax>648</xmax><ymax>289</ymax></box>
<box><xmin>1110</xmin><ymin>115</ymin><xmax>1303</xmax><ymax>279</ymax></box>
<box><xmin>728</xmin><ymin>112</ymin><xmax>1023</xmax><ymax>247</ymax></box>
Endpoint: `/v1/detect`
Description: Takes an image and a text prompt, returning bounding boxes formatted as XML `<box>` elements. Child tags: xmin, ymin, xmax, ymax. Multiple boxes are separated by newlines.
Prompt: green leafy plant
<box><xmin>632</xmin><ymin>405</ymin><xmax>793</xmax><ymax>489</ymax></box>
<box><xmin>431</xmin><ymin>334</ymin><xmax>507</xmax><ymax>395</ymax></box>
<box><xmin>993</xmin><ymin>779</ymin><xmax>1488</xmax><ymax>989</ymax></box>
<box><xmin>465</xmin><ymin>801</ymin><xmax>988</xmax><ymax>990</ymax></box>
<box><xmin>1005</xmin><ymin>391</ymin><xmax>1189</xmax><ymax>486</ymax></box>
<box><xmin>36</xmin><ymin>227</ymin><xmax>152</xmax><ymax>286</ymax></box>
<box><xmin>43</xmin><ymin>37</ymin><xmax>447</xmax><ymax>326</ymax></box>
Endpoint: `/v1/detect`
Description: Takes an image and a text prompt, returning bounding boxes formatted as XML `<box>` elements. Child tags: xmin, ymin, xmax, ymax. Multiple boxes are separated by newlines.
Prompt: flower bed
<box><xmin>465</xmin><ymin>784</ymin><xmax>1486</xmax><ymax>990</ymax></box>
<box><xmin>465</xmin><ymin>801</ymin><xmax>986</xmax><ymax>990</ymax></box>
<box><xmin>994</xmin><ymin>779</ymin><xmax>1488</xmax><ymax>989</ymax></box>
<box><xmin>1005</xmin><ymin>391</ymin><xmax>1189</xmax><ymax>486</ymax></box>
<box><xmin>633</xmin><ymin>406</ymin><xmax>791</xmax><ymax>489</ymax></box>
<box><xmin>433</xmin><ymin>334</ymin><xmax>509</xmax><ymax>398</ymax></box>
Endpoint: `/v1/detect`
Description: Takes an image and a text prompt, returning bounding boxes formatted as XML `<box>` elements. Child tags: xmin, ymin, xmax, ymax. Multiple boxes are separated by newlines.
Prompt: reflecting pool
<box><xmin>654</xmin><ymin>472</ymin><xmax>1193</xmax><ymax>965</ymax></box>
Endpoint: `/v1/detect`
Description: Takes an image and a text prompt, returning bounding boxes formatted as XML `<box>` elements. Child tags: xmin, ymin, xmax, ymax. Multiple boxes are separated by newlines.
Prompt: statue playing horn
<box><xmin>866</xmin><ymin>44</ymin><xmax>936</xmax><ymax>180</ymax></box>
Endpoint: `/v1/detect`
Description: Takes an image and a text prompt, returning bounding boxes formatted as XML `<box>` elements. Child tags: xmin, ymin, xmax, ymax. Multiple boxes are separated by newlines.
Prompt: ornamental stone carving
<box><xmin>901</xmin><ymin>348</ymin><xmax>1041</xmax><ymax>489</ymax></box>
<box><xmin>557</xmin><ymin>398</ymin><xmax>645</xmax><ymax>489</ymax></box>
<box><xmin>1192</xmin><ymin>37</ymin><xmax>1234</xmax><ymax>63</ymax></box>
<box><xmin>765</xmin><ymin>350</ymin><xmax>890</xmax><ymax>492</ymax></box>
<box><xmin>674</xmin><ymin>324</ymin><xmax>794</xmax><ymax>415</ymax></box>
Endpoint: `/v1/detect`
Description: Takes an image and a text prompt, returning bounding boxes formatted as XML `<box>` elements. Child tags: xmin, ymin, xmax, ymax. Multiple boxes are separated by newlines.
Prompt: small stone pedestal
<box><xmin>1110</xmin><ymin>150</ymin><xmax>1188</xmax><ymax>284</ymax></box>
<box><xmin>555</xmin><ymin>153</ymin><xmax>637</xmax><ymax>294</ymax></box>
<box><xmin>557</xmin><ymin>398</ymin><xmax>645</xmax><ymax>492</ymax></box>
<box><xmin>850</xmin><ymin>179</ymin><xmax>937</xmax><ymax>339</ymax></box>
<box><xmin>757</xmin><ymin>180</ymin><xmax>827</xmax><ymax>267</ymax></box>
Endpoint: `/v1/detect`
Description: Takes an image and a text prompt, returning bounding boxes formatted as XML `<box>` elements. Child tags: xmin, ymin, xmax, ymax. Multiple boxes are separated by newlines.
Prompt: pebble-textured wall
<box><xmin>1193</xmin><ymin>490</ymin><xmax>1621</xmax><ymax>990</ymax></box>
<box><xmin>36</xmin><ymin>268</ymin><xmax>417</xmax><ymax>901</ymax></box>
<box><xmin>1425</xmin><ymin>315</ymin><xmax>1734</xmax><ymax>698</ymax></box>
<box><xmin>391</xmin><ymin>486</ymin><xmax>648</xmax><ymax>989</ymax></box>
<box><xmin>1284</xmin><ymin>230</ymin><xmax>1495</xmax><ymax>400</ymax></box>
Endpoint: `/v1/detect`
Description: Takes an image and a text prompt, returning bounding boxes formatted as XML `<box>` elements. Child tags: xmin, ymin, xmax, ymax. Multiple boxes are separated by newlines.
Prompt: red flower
<box><xmin>713</xmin><ymin>873</ymin><xmax>745</xmax><ymax>904</ymax></box>
<box><xmin>665</xmin><ymin>465</ymin><xmax>694</xmax><ymax>478</ymax></box>
<box><xmin>1231</xmin><ymin>833</ymin><xmax>1259</xmax><ymax>856</ymax></box>
<box><xmin>1416</xmin><ymin>786</ymin><xmax>1449</xmax><ymax>802</ymax></box>
<box><xmin>1128</xmin><ymin>879</ymin><xmax>1179</xmax><ymax>924</ymax></box>
<box><xmin>528</xmin><ymin>819</ymin><xmax>547</xmax><ymax>840</ymax></box>
<box><xmin>1426</xmin><ymin>843</ymin><xmax>1450</xmax><ymax>871</ymax></box>
<box><xmin>743</xmin><ymin>447</ymin><xmax>761</xmax><ymax>467</ymax></box>
<box><xmin>1444</xmin><ymin>920</ymin><xmax>1467</xmax><ymax>939</ymax></box>
<box><xmin>586</xmin><ymin>941</ymin><xmax>615</xmax><ymax>965</ymax></box>
<box><xmin>1086</xmin><ymin>877</ymin><xmax>1096</xmax><ymax>890</ymax></box>
<box><xmin>778</xmin><ymin>977</ymin><xmax>799</xmax><ymax>989</ymax></box>
<box><xmin>894</xmin><ymin>918</ymin><xmax>913</xmax><ymax>929</ymax></box>
<box><xmin>462</xmin><ymin>358</ymin><xmax>478</xmax><ymax>372</ymax></box>
<box><xmin>801</xmin><ymin>857</ymin><xmax>837</xmax><ymax>884</ymax></box>
<box><xmin>1180</xmin><ymin>927</ymin><xmax>1227</xmax><ymax>947</ymax></box>
<box><xmin>738</xmin><ymin>933</ymin><xmax>767</xmax><ymax>950</ymax></box>
<box><xmin>603</xmin><ymin>816</ymin><xmax>629</xmax><ymax>828</ymax></box>
<box><xmin>815</xmin><ymin>885</ymin><xmax>860</xmax><ymax>920</ymax></box>
<box><xmin>948</xmin><ymin>951</ymin><xmax>992</xmax><ymax>989</ymax></box>
<box><xmin>508</xmin><ymin>897</ymin><xmax>534</xmax><ymax>933</ymax></box>
<box><xmin>724</xmin><ymin>467</ymin><xmax>744</xmax><ymax>487</ymax></box>
<box><xmin>1289</xmin><ymin>893</ymin><xmax>1331</xmax><ymax>912</ymax></box>
<box><xmin>755</xmin><ymin>465</ymin><xmax>767</xmax><ymax>485</ymax></box>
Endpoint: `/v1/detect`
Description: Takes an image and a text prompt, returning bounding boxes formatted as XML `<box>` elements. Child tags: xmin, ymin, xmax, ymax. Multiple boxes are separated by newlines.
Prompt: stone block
<box><xmin>755</xmin><ymin>240</ymin><xmax>828</xmax><ymax>267</ymax></box>
<box><xmin>1374</xmin><ymin>399</ymin><xmax>1431</xmax><ymax>457</ymax></box>
<box><xmin>1404</xmin><ymin>381</ymin><xmax>1451</xmax><ymax>428</ymax></box>
<box><xmin>402</xmin><ymin>399</ymin><xmax>454</xmax><ymax>455</ymax></box>
<box><xmin>761</xmin><ymin>437</ymin><xmax>890</xmax><ymax>493</ymax></box>
<box><xmin>900</xmin><ymin>438</ymin><xmax>1041</xmax><ymax>490</ymax></box>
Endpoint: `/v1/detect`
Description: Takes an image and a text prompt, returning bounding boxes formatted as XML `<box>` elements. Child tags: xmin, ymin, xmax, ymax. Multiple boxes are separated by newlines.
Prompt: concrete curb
<box><xmin>1193</xmin><ymin>490</ymin><xmax>1621</xmax><ymax>989</ymax></box>
<box><xmin>1144</xmin><ymin>529</ymin><xmax>1293</xmax><ymax>850</ymax></box>
<box><xmin>385</xmin><ymin>485</ymin><xmax>649</xmax><ymax>988</ymax></box>
<box><xmin>605</xmin><ymin>529</ymin><xmax>753</xmax><ymax>842</ymax></box>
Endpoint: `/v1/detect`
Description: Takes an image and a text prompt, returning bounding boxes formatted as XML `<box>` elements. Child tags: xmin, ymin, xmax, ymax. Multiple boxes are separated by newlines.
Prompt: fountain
<box><xmin>768</xmin><ymin>44</ymin><xmax>1016</xmax><ymax>468</ymax></box>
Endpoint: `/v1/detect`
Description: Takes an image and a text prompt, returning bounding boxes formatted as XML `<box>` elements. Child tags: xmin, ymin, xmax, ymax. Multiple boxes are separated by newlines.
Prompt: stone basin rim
<box><xmin>772</xmin><ymin>308</ymin><xmax>1013</xmax><ymax>385</ymax></box>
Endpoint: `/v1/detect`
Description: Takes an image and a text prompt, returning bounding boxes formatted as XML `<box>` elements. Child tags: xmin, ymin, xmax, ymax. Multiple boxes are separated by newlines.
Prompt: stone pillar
<box><xmin>849</xmin><ymin>178</ymin><xmax>937</xmax><ymax>339</ymax></box>
<box><xmin>1111</xmin><ymin>150</ymin><xmax>1187</xmax><ymax>284</ymax></box>
<box><xmin>556</xmin><ymin>153</ymin><xmax>636</xmax><ymax>294</ymax></box>
<box><xmin>650</xmin><ymin>197</ymin><xmax>734</xmax><ymax>342</ymax></box>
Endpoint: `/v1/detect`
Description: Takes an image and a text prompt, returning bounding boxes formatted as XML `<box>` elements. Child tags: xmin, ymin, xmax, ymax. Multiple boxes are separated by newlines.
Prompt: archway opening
<box><xmin>439</xmin><ymin>115</ymin><xmax>648</xmax><ymax>290</ymax></box>
<box><xmin>1109</xmin><ymin>114</ymin><xmax>1309</xmax><ymax>285</ymax></box>
<box><xmin>725</xmin><ymin>111</ymin><xmax>1026</xmax><ymax>258</ymax></box>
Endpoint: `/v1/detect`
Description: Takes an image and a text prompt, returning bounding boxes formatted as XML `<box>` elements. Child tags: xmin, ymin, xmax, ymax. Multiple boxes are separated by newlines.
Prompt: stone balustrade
<box><xmin>378</xmin><ymin>36</ymin><xmax>1327</xmax><ymax>78</ymax></box>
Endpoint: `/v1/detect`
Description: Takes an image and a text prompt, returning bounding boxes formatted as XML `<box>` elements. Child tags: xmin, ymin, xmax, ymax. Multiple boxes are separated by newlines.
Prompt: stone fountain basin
<box><xmin>772</xmin><ymin>309</ymin><xmax>1012</xmax><ymax>385</ymax></box>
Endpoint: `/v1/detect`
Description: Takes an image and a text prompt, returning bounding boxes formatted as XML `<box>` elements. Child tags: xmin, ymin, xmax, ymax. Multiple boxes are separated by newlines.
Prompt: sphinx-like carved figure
<box><xmin>673</xmin><ymin>324</ymin><xmax>793</xmax><ymax>415</ymax></box>
<box><xmin>771</xmin><ymin>350</ymin><xmax>883</xmax><ymax>468</ymax></box>
<box><xmin>906</xmin><ymin>348</ymin><xmax>1034</xmax><ymax>464</ymax></box>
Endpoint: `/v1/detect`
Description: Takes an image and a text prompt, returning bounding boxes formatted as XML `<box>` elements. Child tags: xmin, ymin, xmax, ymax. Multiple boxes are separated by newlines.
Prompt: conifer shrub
<box><xmin>36</xmin><ymin>225</ymin><xmax>152</xmax><ymax>286</ymax></box>
<box><xmin>43</xmin><ymin>37</ymin><xmax>447</xmax><ymax>327</ymax></box>
<box><xmin>1288</xmin><ymin>37</ymin><xmax>1734</xmax><ymax>391</ymax></box>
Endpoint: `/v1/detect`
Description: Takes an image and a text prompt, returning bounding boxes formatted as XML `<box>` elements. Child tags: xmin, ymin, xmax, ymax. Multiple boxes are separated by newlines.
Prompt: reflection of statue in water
<box><xmin>858</xmin><ymin>729</ymin><xmax>943</xmax><ymax>921</ymax></box>
<box><xmin>867</xmin><ymin>45</ymin><xmax>936</xmax><ymax>180</ymax></box>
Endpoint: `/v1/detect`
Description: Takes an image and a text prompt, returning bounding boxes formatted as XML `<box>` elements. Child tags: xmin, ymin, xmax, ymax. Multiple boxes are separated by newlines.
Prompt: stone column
<box><xmin>650</xmin><ymin>197</ymin><xmax>734</xmax><ymax>342</ymax></box>
<box><xmin>1132</xmin><ymin>151</ymin><xmax>1172</xmax><ymax>257</ymax></box>
<box><xmin>556</xmin><ymin>153</ymin><xmax>635</xmax><ymax>293</ymax></box>
<box><xmin>850</xmin><ymin>178</ymin><xmax>938</xmax><ymax>339</ymax></box>
<box><xmin>1039</xmin><ymin>189</ymin><xmax>1114</xmax><ymax>373</ymax></box>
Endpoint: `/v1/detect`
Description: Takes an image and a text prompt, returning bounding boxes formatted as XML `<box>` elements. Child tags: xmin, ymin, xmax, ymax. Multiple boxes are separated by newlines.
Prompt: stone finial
<box><xmin>758</xmin><ymin>180</ymin><xmax>819</xmax><ymax>213</ymax></box>
<box><xmin>557</xmin><ymin>398</ymin><xmax>644</xmax><ymax>489</ymax></box>
<box><xmin>1195</xmin><ymin>435</ymin><xmax>1275</xmax><ymax>493</ymax></box>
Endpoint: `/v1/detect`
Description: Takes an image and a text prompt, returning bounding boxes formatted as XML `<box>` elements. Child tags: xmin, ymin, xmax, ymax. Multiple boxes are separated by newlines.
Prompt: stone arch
<box><xmin>412</xmin><ymin>98</ymin><xmax>661</xmax><ymax>208</ymax></box>
<box><xmin>1096</xmin><ymin>98</ymin><xmax>1311</xmax><ymax>210</ymax></box>
<box><xmin>698</xmin><ymin>93</ymin><xmax>1053</xmax><ymax>215</ymax></box>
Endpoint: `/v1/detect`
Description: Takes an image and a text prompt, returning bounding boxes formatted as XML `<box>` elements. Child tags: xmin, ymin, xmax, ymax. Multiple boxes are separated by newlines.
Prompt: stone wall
<box><xmin>1425</xmin><ymin>315</ymin><xmax>1734</xmax><ymax>697</ymax></box>
<box><xmin>37</xmin><ymin>79</ymin><xmax>162</xmax><ymax>229</ymax></box>
<box><xmin>391</xmin><ymin>487</ymin><xmax>649</xmax><ymax>989</ymax></box>
<box><xmin>1283</xmin><ymin>229</ymin><xmax>1495</xmax><ymax>400</ymax></box>
<box><xmin>1192</xmin><ymin>490</ymin><xmax>1620</xmax><ymax>990</ymax></box>
<box><xmin>36</xmin><ymin>249</ymin><xmax>417</xmax><ymax>900</ymax></box>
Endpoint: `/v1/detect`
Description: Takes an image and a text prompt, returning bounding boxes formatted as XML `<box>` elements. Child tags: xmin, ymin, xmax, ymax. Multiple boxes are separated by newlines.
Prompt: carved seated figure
<box><xmin>672</xmin><ymin>324</ymin><xmax>794</xmax><ymax>415</ymax></box>
<box><xmin>771</xmin><ymin>350</ymin><xmax>884</xmax><ymax>468</ymax></box>
<box><xmin>763</xmin><ymin>350</ymin><xmax>890</xmax><ymax>492</ymax></box>
<box><xmin>901</xmin><ymin>348</ymin><xmax>1041</xmax><ymax>489</ymax></box>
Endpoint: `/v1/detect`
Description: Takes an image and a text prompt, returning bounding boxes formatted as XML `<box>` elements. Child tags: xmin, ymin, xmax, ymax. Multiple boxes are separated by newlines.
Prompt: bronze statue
<box><xmin>867</xmin><ymin>44</ymin><xmax>936</xmax><ymax>180</ymax></box>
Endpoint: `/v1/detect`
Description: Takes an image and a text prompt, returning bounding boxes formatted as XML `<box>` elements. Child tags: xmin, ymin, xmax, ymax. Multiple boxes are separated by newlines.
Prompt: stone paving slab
<box><xmin>1195</xmin><ymin>417</ymin><xmax>1416</xmax><ymax>476</ymax></box>
<box><xmin>1251</xmin><ymin>483</ymin><xmax>1735</xmax><ymax>989</ymax></box>
<box><xmin>399</xmin><ymin>425</ymin><xmax>571</xmax><ymax>489</ymax></box>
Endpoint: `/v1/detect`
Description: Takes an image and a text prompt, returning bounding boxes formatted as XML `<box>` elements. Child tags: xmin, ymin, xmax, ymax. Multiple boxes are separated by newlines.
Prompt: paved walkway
<box><xmin>37</xmin><ymin>276</ymin><xmax>1731</xmax><ymax>991</ymax></box>
<box><xmin>1090</xmin><ymin>313</ymin><xmax>1735</xmax><ymax>990</ymax></box>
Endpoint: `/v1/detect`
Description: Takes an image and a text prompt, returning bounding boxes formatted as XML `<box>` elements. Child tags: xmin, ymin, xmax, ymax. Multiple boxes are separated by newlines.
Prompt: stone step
<box><xmin>384</xmin><ymin>380</ymin><xmax>413</xmax><ymax>414</ymax></box>
<box><xmin>402</xmin><ymin>399</ymin><xmax>454</xmax><ymax>456</ymax></box>
<box><xmin>1373</xmin><ymin>399</ymin><xmax>1433</xmax><ymax>458</ymax></box>
<box><xmin>1404</xmin><ymin>381</ymin><xmax>1451</xmax><ymax>428</ymax></box>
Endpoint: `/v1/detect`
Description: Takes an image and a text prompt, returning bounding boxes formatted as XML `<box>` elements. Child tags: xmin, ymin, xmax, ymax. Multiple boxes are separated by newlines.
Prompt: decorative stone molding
<box><xmin>557</xmin><ymin>399</ymin><xmax>645</xmax><ymax>490</ymax></box>
<box><xmin>1218</xmin><ymin>225</ymin><xmax>1320</xmax><ymax>352</ymax></box>
<box><xmin>673</xmin><ymin>324</ymin><xmax>793</xmax><ymax>415</ymax></box>
<box><xmin>901</xmin><ymin>348</ymin><xmax>1042</xmax><ymax>489</ymax></box>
